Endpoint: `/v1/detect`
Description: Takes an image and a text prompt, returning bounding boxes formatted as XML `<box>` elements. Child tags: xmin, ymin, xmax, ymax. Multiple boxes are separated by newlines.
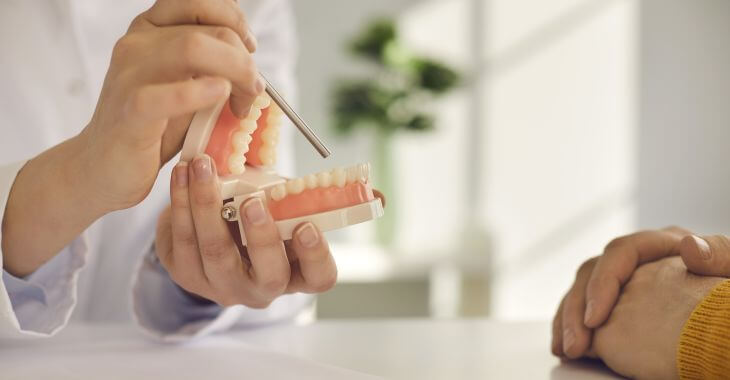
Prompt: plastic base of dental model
<box><xmin>180</xmin><ymin>99</ymin><xmax>384</xmax><ymax>246</ymax></box>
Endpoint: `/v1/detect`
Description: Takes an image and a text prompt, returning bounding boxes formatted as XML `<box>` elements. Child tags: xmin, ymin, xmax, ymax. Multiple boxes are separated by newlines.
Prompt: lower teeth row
<box><xmin>269</xmin><ymin>163</ymin><xmax>371</xmax><ymax>201</ymax></box>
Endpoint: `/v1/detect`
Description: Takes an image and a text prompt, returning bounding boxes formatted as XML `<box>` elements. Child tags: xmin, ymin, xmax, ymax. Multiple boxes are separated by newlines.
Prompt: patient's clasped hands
<box><xmin>553</xmin><ymin>227</ymin><xmax>729</xmax><ymax>379</ymax></box>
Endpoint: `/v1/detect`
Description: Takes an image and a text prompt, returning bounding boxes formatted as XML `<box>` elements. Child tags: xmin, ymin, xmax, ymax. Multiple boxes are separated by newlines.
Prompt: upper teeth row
<box><xmin>228</xmin><ymin>94</ymin><xmax>272</xmax><ymax>174</ymax></box>
<box><xmin>258</xmin><ymin>102</ymin><xmax>283</xmax><ymax>167</ymax></box>
<box><xmin>269</xmin><ymin>163</ymin><xmax>371</xmax><ymax>201</ymax></box>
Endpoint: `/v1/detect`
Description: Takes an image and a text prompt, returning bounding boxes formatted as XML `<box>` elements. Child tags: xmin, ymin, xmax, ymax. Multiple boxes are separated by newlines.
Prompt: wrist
<box><xmin>70</xmin><ymin>129</ymin><xmax>119</xmax><ymax>215</ymax></box>
<box><xmin>2</xmin><ymin>134</ymin><xmax>110</xmax><ymax>276</ymax></box>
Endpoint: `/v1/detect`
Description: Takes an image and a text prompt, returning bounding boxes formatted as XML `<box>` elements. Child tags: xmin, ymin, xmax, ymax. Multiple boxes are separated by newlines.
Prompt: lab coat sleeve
<box><xmin>0</xmin><ymin>161</ymin><xmax>89</xmax><ymax>339</ymax></box>
<box><xmin>131</xmin><ymin>0</ymin><xmax>315</xmax><ymax>342</ymax></box>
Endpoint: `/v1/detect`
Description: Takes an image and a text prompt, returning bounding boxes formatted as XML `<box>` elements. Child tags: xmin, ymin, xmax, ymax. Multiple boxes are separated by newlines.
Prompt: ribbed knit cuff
<box><xmin>677</xmin><ymin>280</ymin><xmax>730</xmax><ymax>380</ymax></box>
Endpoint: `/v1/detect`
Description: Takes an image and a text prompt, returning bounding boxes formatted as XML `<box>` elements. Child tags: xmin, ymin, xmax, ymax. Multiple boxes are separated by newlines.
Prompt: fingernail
<box><xmin>255</xmin><ymin>74</ymin><xmax>266</xmax><ymax>94</ymax></box>
<box><xmin>193</xmin><ymin>155</ymin><xmax>213</xmax><ymax>182</ymax></box>
<box><xmin>297</xmin><ymin>223</ymin><xmax>319</xmax><ymax>248</ymax></box>
<box><xmin>563</xmin><ymin>329</ymin><xmax>575</xmax><ymax>352</ymax></box>
<box><xmin>174</xmin><ymin>163</ymin><xmax>188</xmax><ymax>187</ymax></box>
<box><xmin>243</xmin><ymin>197</ymin><xmax>267</xmax><ymax>226</ymax></box>
<box><xmin>584</xmin><ymin>300</ymin><xmax>595</xmax><ymax>324</ymax></box>
<box><xmin>692</xmin><ymin>235</ymin><xmax>712</xmax><ymax>260</ymax></box>
<box><xmin>202</xmin><ymin>78</ymin><xmax>229</xmax><ymax>99</ymax></box>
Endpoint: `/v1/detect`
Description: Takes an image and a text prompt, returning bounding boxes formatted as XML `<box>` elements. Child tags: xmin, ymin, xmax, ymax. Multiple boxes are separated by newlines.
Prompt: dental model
<box><xmin>180</xmin><ymin>94</ymin><xmax>384</xmax><ymax>246</ymax></box>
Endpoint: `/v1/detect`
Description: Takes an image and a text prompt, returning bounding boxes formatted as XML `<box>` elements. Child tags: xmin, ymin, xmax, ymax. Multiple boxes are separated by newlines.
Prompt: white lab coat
<box><xmin>0</xmin><ymin>0</ymin><xmax>311</xmax><ymax>341</ymax></box>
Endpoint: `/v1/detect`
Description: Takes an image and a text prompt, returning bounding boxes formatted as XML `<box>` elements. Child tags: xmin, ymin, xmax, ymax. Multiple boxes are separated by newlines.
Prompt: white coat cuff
<box><xmin>0</xmin><ymin>159</ymin><xmax>89</xmax><ymax>339</ymax></box>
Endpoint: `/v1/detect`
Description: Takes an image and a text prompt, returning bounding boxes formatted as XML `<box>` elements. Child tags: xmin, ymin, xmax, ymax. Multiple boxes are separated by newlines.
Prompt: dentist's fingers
<box><xmin>286</xmin><ymin>223</ymin><xmax>337</xmax><ymax>294</ymax></box>
<box><xmin>150</xmin><ymin>31</ymin><xmax>263</xmax><ymax>119</ymax></box>
<box><xmin>166</xmin><ymin>24</ymin><xmax>260</xmax><ymax>118</ymax></box>
<box><xmin>167</xmin><ymin>162</ymin><xmax>208</xmax><ymax>292</ymax></box>
<box><xmin>583</xmin><ymin>228</ymin><xmax>690</xmax><ymax>328</ymax></box>
<box><xmin>126</xmin><ymin>77</ymin><xmax>230</xmax><ymax>126</ymax></box>
<box><xmin>561</xmin><ymin>258</ymin><xmax>596</xmax><ymax>359</ymax></box>
<box><xmin>154</xmin><ymin>206</ymin><xmax>174</xmax><ymax>267</ymax></box>
<box><xmin>188</xmin><ymin>155</ymin><xmax>245</xmax><ymax>302</ymax></box>
<box><xmin>142</xmin><ymin>0</ymin><xmax>257</xmax><ymax>52</ymax></box>
<box><xmin>239</xmin><ymin>197</ymin><xmax>291</xmax><ymax>303</ymax></box>
<box><xmin>680</xmin><ymin>235</ymin><xmax>730</xmax><ymax>277</ymax></box>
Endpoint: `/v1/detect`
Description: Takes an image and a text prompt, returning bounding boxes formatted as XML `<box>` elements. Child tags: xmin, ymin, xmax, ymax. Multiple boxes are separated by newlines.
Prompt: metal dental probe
<box><xmin>260</xmin><ymin>74</ymin><xmax>331</xmax><ymax>158</ymax></box>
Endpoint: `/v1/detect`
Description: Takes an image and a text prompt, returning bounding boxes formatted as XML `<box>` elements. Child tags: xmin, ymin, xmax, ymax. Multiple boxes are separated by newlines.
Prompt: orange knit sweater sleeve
<box><xmin>677</xmin><ymin>280</ymin><xmax>730</xmax><ymax>379</ymax></box>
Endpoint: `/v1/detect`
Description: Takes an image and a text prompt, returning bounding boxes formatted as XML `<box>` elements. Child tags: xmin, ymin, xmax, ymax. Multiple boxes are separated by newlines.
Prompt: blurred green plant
<box><xmin>332</xmin><ymin>19</ymin><xmax>460</xmax><ymax>136</ymax></box>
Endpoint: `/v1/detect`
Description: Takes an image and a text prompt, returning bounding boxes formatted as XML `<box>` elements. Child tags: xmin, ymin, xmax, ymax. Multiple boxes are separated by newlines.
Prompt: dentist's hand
<box><xmin>82</xmin><ymin>0</ymin><xmax>263</xmax><ymax>212</ymax></box>
<box><xmin>3</xmin><ymin>0</ymin><xmax>261</xmax><ymax>276</ymax></box>
<box><xmin>154</xmin><ymin>155</ymin><xmax>338</xmax><ymax>307</ymax></box>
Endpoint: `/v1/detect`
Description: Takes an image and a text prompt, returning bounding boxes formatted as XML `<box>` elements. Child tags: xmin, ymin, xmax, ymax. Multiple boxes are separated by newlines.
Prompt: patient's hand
<box><xmin>552</xmin><ymin>227</ymin><xmax>730</xmax><ymax>360</ymax></box>
<box><xmin>590</xmin><ymin>257</ymin><xmax>723</xmax><ymax>379</ymax></box>
<box><xmin>154</xmin><ymin>156</ymin><xmax>338</xmax><ymax>307</ymax></box>
<box><xmin>552</xmin><ymin>227</ymin><xmax>692</xmax><ymax>358</ymax></box>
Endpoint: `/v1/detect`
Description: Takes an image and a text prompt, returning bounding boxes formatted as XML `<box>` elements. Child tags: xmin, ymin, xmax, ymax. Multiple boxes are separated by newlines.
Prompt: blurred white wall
<box><xmin>480</xmin><ymin>0</ymin><xmax>638</xmax><ymax>320</ymax></box>
<box><xmin>292</xmin><ymin>0</ymin><xmax>730</xmax><ymax>321</ymax></box>
<box><xmin>292</xmin><ymin>0</ymin><xmax>641</xmax><ymax>320</ymax></box>
<box><xmin>638</xmin><ymin>0</ymin><xmax>730</xmax><ymax>234</ymax></box>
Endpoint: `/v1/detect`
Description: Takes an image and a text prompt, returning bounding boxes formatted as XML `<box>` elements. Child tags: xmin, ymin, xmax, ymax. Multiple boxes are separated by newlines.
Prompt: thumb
<box><xmin>679</xmin><ymin>235</ymin><xmax>730</xmax><ymax>277</ymax></box>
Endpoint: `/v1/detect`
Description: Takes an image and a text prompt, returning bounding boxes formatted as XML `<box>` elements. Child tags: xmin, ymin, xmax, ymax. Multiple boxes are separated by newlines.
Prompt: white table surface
<box><xmin>0</xmin><ymin>320</ymin><xmax>620</xmax><ymax>379</ymax></box>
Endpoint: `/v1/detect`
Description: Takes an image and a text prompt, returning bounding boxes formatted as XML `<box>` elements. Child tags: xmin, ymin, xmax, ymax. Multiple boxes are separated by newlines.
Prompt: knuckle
<box><xmin>214</xmin><ymin>26</ymin><xmax>239</xmax><ymax>44</ymax></box>
<box><xmin>246</xmin><ymin>299</ymin><xmax>273</xmax><ymax>310</ymax></box>
<box><xmin>576</xmin><ymin>258</ymin><xmax>597</xmax><ymax>278</ymax></box>
<box><xmin>258</xmin><ymin>277</ymin><xmax>288</xmax><ymax>296</ymax></box>
<box><xmin>198</xmin><ymin>240</ymin><xmax>232</xmax><ymax>262</ymax></box>
<box><xmin>604</xmin><ymin>236</ymin><xmax>628</xmax><ymax>252</ymax></box>
<box><xmin>232</xmin><ymin>58</ymin><xmax>258</xmax><ymax>96</ymax></box>
<box><xmin>217</xmin><ymin>293</ymin><xmax>246</xmax><ymax>307</ymax></box>
<box><xmin>175</xmin><ymin>231</ymin><xmax>198</xmax><ymax>249</ymax></box>
<box><xmin>170</xmin><ymin>192</ymin><xmax>191</xmax><ymax>209</ymax></box>
<box><xmin>112</xmin><ymin>35</ymin><xmax>136</xmax><ymax>59</ymax></box>
<box><xmin>170</xmin><ymin>274</ymin><xmax>198</xmax><ymax>293</ymax></box>
<box><xmin>663</xmin><ymin>225</ymin><xmax>688</xmax><ymax>235</ymax></box>
<box><xmin>310</xmin><ymin>271</ymin><xmax>338</xmax><ymax>293</ymax></box>
<box><xmin>245</xmin><ymin>66</ymin><xmax>259</xmax><ymax>94</ymax></box>
<box><xmin>180</xmin><ymin>32</ymin><xmax>207</xmax><ymax>64</ymax></box>
<box><xmin>190</xmin><ymin>188</ymin><xmax>219</xmax><ymax>208</ymax></box>
<box><xmin>171</xmin><ymin>85</ymin><xmax>195</xmax><ymax>107</ymax></box>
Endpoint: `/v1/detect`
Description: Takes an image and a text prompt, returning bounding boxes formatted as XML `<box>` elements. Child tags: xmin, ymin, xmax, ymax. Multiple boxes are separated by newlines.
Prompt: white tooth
<box><xmin>270</xmin><ymin>184</ymin><xmax>287</xmax><ymax>201</ymax></box>
<box><xmin>268</xmin><ymin>104</ymin><xmax>284</xmax><ymax>117</ymax></box>
<box><xmin>332</xmin><ymin>167</ymin><xmax>346</xmax><ymax>188</ymax></box>
<box><xmin>266</xmin><ymin>121</ymin><xmax>282</xmax><ymax>131</ymax></box>
<box><xmin>258</xmin><ymin>146</ymin><xmax>276</xmax><ymax>166</ymax></box>
<box><xmin>254</xmin><ymin>95</ymin><xmax>271</xmax><ymax>109</ymax></box>
<box><xmin>286</xmin><ymin>178</ymin><xmax>305</xmax><ymax>194</ymax></box>
<box><xmin>304</xmin><ymin>174</ymin><xmax>318</xmax><ymax>189</ymax></box>
<box><xmin>232</xmin><ymin>131</ymin><xmax>252</xmax><ymax>151</ymax></box>
<box><xmin>241</xmin><ymin>119</ymin><xmax>258</xmax><ymax>133</ymax></box>
<box><xmin>246</xmin><ymin>107</ymin><xmax>262</xmax><ymax>121</ymax></box>
<box><xmin>261</xmin><ymin>127</ymin><xmax>279</xmax><ymax>144</ymax></box>
<box><xmin>317</xmin><ymin>171</ymin><xmax>332</xmax><ymax>187</ymax></box>
<box><xmin>346</xmin><ymin>166</ymin><xmax>359</xmax><ymax>184</ymax></box>
<box><xmin>360</xmin><ymin>163</ymin><xmax>371</xmax><ymax>182</ymax></box>
<box><xmin>228</xmin><ymin>154</ymin><xmax>246</xmax><ymax>174</ymax></box>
